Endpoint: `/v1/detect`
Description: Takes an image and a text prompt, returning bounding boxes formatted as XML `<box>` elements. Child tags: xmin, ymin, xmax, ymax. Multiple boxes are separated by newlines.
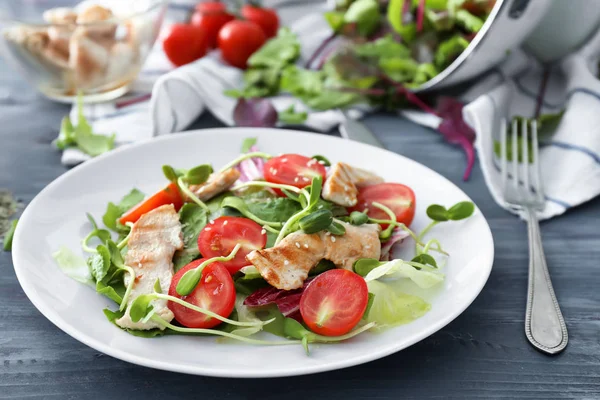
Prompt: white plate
<box><xmin>12</xmin><ymin>128</ymin><xmax>494</xmax><ymax>378</ymax></box>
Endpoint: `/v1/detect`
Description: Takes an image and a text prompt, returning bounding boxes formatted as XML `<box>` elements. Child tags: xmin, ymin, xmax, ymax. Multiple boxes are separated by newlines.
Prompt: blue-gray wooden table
<box><xmin>1</xmin><ymin>57</ymin><xmax>600</xmax><ymax>400</ymax></box>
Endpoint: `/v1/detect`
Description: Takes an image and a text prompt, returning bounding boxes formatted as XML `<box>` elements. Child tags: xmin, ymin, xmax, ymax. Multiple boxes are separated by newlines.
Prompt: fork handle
<box><xmin>524</xmin><ymin>208</ymin><xmax>568</xmax><ymax>354</ymax></box>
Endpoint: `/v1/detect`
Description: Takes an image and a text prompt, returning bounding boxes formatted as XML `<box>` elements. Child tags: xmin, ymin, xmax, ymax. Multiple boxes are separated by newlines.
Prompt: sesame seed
<box><xmin>273</xmin><ymin>169</ymin><xmax>278</xmax><ymax>175</ymax></box>
<box><xmin>294</xmin><ymin>177</ymin><xmax>299</xmax><ymax>182</ymax></box>
<box><xmin>205</xmin><ymin>227</ymin><xmax>211</xmax><ymax>231</ymax></box>
<box><xmin>365</xmin><ymin>244</ymin><xmax>371</xmax><ymax>249</ymax></box>
<box><xmin>318</xmin><ymin>160</ymin><xmax>326</xmax><ymax>165</ymax></box>
<box><xmin>318</xmin><ymin>205</ymin><xmax>323</xmax><ymax>209</ymax></box>
<box><xmin>344</xmin><ymin>185</ymin><xmax>349</xmax><ymax>191</ymax></box>
<box><xmin>210</xmin><ymin>220</ymin><xmax>215</xmax><ymax>225</ymax></box>
<box><xmin>302</xmin><ymin>177</ymin><xmax>309</xmax><ymax>182</ymax></box>
<box><xmin>284</xmin><ymin>260</ymin><xmax>290</xmax><ymax>265</ymax></box>
<box><xmin>307</xmin><ymin>159</ymin><xmax>317</xmax><ymax>166</ymax></box>
<box><xmin>205</xmin><ymin>276</ymin><xmax>213</xmax><ymax>283</ymax></box>
<box><xmin>295</xmin><ymin>242</ymin><xmax>300</xmax><ymax>248</ymax></box>
<box><xmin>282</xmin><ymin>158</ymin><xmax>288</xmax><ymax>162</ymax></box>
<box><xmin>223</xmin><ymin>220</ymin><xmax>228</xmax><ymax>226</ymax></box>
<box><xmin>304</xmin><ymin>244</ymin><xmax>309</xmax><ymax>248</ymax></box>
<box><xmin>261</xmin><ymin>229</ymin><xmax>266</xmax><ymax>235</ymax></box>
<box><xmin>331</xmin><ymin>236</ymin><xmax>336</xmax><ymax>242</ymax></box>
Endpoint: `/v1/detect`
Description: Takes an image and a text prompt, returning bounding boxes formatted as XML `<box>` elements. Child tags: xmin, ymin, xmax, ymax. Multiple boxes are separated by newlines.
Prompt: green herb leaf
<box><xmin>447</xmin><ymin>201</ymin><xmax>475</xmax><ymax>220</ymax></box>
<box><xmin>354</xmin><ymin>258</ymin><xmax>385</xmax><ymax>277</ymax></box>
<box><xmin>309</xmin><ymin>176</ymin><xmax>323</xmax><ymax>208</ymax></box>
<box><xmin>241</xmin><ymin>137</ymin><xmax>257</xmax><ymax>153</ymax></box>
<box><xmin>283</xmin><ymin>317</ymin><xmax>313</xmax><ymax>340</ymax></box>
<box><xmin>280</xmin><ymin>66</ymin><xmax>324</xmax><ymax>98</ymax></box>
<box><xmin>55</xmin><ymin>116</ymin><xmax>75</xmax><ymax>150</ymax></box>
<box><xmin>185</xmin><ymin>164</ymin><xmax>213</xmax><ymax>185</ymax></box>
<box><xmin>411</xmin><ymin>253</ymin><xmax>437</xmax><ymax>268</ymax></box>
<box><xmin>102</xmin><ymin>189</ymin><xmax>144</xmax><ymax>231</ymax></box>
<box><xmin>299</xmin><ymin>209</ymin><xmax>334</xmax><ymax>234</ymax></box>
<box><xmin>354</xmin><ymin>35</ymin><xmax>411</xmax><ymax>59</ymax></box>
<box><xmin>434</xmin><ymin>35</ymin><xmax>469</xmax><ymax>70</ymax></box>
<box><xmin>248</xmin><ymin>28</ymin><xmax>301</xmax><ymax>69</ymax></box>
<box><xmin>278</xmin><ymin>105</ymin><xmax>308</xmax><ymax>124</ymax></box>
<box><xmin>2</xmin><ymin>219</ymin><xmax>17</xmax><ymax>251</ymax></box>
<box><xmin>75</xmin><ymin>129</ymin><xmax>116</xmax><ymax>157</ymax></box>
<box><xmin>349</xmin><ymin>211</ymin><xmax>369</xmax><ymax>226</ymax></box>
<box><xmin>129</xmin><ymin>294</ymin><xmax>155</xmax><ymax>323</ymax></box>
<box><xmin>153</xmin><ymin>278</ymin><xmax>162</xmax><ymax>294</ymax></box>
<box><xmin>327</xmin><ymin>220</ymin><xmax>346</xmax><ymax>235</ymax></box>
<box><xmin>247</xmin><ymin>198</ymin><xmax>302</xmax><ymax>223</ymax></box>
<box><xmin>311</xmin><ymin>155</ymin><xmax>331</xmax><ymax>167</ymax></box>
<box><xmin>89</xmin><ymin>244</ymin><xmax>111</xmax><ymax>281</ymax></box>
<box><xmin>411</xmin><ymin>63</ymin><xmax>439</xmax><ymax>86</ymax></box>
<box><xmin>426</xmin><ymin>204</ymin><xmax>449</xmax><ymax>221</ymax></box>
<box><xmin>309</xmin><ymin>259</ymin><xmax>336</xmax><ymax>276</ymax></box>
<box><xmin>455</xmin><ymin>9</ymin><xmax>484</xmax><ymax>32</ymax></box>
<box><xmin>324</xmin><ymin>11</ymin><xmax>345</xmax><ymax>32</ymax></box>
<box><xmin>162</xmin><ymin>165</ymin><xmax>181</xmax><ymax>182</ymax></box>
<box><xmin>106</xmin><ymin>240</ymin><xmax>125</xmax><ymax>269</ymax></box>
<box><xmin>173</xmin><ymin>203</ymin><xmax>208</xmax><ymax>271</ymax></box>
<box><xmin>379</xmin><ymin>57</ymin><xmax>418</xmax><ymax>83</ymax></box>
<box><xmin>344</xmin><ymin>0</ymin><xmax>380</xmax><ymax>36</ymax></box>
<box><xmin>103</xmin><ymin>308</ymin><xmax>165</xmax><ymax>338</ymax></box>
<box><xmin>96</xmin><ymin>281</ymin><xmax>123</xmax><ymax>304</ymax></box>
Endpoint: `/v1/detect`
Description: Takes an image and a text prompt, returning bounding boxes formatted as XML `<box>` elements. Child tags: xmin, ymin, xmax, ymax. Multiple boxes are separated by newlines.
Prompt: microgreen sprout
<box><xmin>219</xmin><ymin>152</ymin><xmax>272</xmax><ymax>173</ymax></box>
<box><xmin>371</xmin><ymin>202</ymin><xmax>398</xmax><ymax>240</ymax></box>
<box><xmin>416</xmin><ymin>201</ymin><xmax>474</xmax><ymax>254</ymax></box>
<box><xmin>176</xmin><ymin>244</ymin><xmax>242</xmax><ymax>296</ymax></box>
<box><xmin>163</xmin><ymin>164</ymin><xmax>213</xmax><ymax>212</ymax></box>
<box><xmin>221</xmin><ymin>197</ymin><xmax>283</xmax><ymax>228</ymax></box>
<box><xmin>81</xmin><ymin>213</ymin><xmax>112</xmax><ymax>253</ymax></box>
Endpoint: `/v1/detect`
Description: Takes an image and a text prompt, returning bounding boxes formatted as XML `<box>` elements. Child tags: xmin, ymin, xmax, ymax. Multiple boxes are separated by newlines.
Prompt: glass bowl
<box><xmin>0</xmin><ymin>0</ymin><xmax>169</xmax><ymax>103</ymax></box>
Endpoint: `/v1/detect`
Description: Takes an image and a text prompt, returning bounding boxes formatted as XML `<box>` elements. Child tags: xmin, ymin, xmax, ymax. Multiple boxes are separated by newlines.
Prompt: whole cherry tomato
<box><xmin>162</xmin><ymin>23</ymin><xmax>208</xmax><ymax>67</ymax></box>
<box><xmin>217</xmin><ymin>20</ymin><xmax>266</xmax><ymax>69</ymax></box>
<box><xmin>240</xmin><ymin>4</ymin><xmax>280</xmax><ymax>38</ymax></box>
<box><xmin>190</xmin><ymin>2</ymin><xmax>234</xmax><ymax>49</ymax></box>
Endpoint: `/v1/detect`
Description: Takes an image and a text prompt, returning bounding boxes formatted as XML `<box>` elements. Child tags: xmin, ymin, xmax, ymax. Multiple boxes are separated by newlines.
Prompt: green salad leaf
<box><xmin>246</xmin><ymin>197</ymin><xmax>302</xmax><ymax>224</ymax></box>
<box><xmin>355</xmin><ymin>35</ymin><xmax>411</xmax><ymax>59</ymax></box>
<box><xmin>102</xmin><ymin>189</ymin><xmax>145</xmax><ymax>231</ymax></box>
<box><xmin>103</xmin><ymin>308</ymin><xmax>165</xmax><ymax>338</ymax></box>
<box><xmin>434</xmin><ymin>35</ymin><xmax>470</xmax><ymax>69</ymax></box>
<box><xmin>52</xmin><ymin>246</ymin><xmax>94</xmax><ymax>286</ymax></box>
<box><xmin>2</xmin><ymin>219</ymin><xmax>17</xmax><ymax>251</ymax></box>
<box><xmin>248</xmin><ymin>28</ymin><xmax>301</xmax><ymax>69</ymax></box>
<box><xmin>173</xmin><ymin>204</ymin><xmax>208</xmax><ymax>271</ymax></box>
<box><xmin>365</xmin><ymin>280</ymin><xmax>431</xmax><ymax>331</ymax></box>
<box><xmin>278</xmin><ymin>105</ymin><xmax>308</xmax><ymax>124</ymax></box>
<box><xmin>344</xmin><ymin>0</ymin><xmax>380</xmax><ymax>36</ymax></box>
<box><xmin>363</xmin><ymin>259</ymin><xmax>445</xmax><ymax>288</ymax></box>
<box><xmin>455</xmin><ymin>9</ymin><xmax>484</xmax><ymax>32</ymax></box>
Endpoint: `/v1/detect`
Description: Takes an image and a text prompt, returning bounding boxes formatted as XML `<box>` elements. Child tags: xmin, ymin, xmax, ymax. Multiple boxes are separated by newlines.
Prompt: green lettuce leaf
<box><xmin>434</xmin><ymin>35</ymin><xmax>469</xmax><ymax>69</ymax></box>
<box><xmin>278</xmin><ymin>105</ymin><xmax>308</xmax><ymax>124</ymax></box>
<box><xmin>379</xmin><ymin>57</ymin><xmax>419</xmax><ymax>83</ymax></box>
<box><xmin>364</xmin><ymin>259</ymin><xmax>445</xmax><ymax>288</ymax></box>
<box><xmin>343</xmin><ymin>0</ymin><xmax>380</xmax><ymax>36</ymax></box>
<box><xmin>455</xmin><ymin>9</ymin><xmax>484</xmax><ymax>32</ymax></box>
<box><xmin>102</xmin><ymin>188</ymin><xmax>145</xmax><ymax>231</ymax></box>
<box><xmin>52</xmin><ymin>246</ymin><xmax>94</xmax><ymax>286</ymax></box>
<box><xmin>229</xmin><ymin>294</ymin><xmax>265</xmax><ymax>337</ymax></box>
<box><xmin>103</xmin><ymin>308</ymin><xmax>165</xmax><ymax>338</ymax></box>
<box><xmin>248</xmin><ymin>28</ymin><xmax>301</xmax><ymax>69</ymax></box>
<box><xmin>365</xmin><ymin>280</ymin><xmax>430</xmax><ymax>331</ymax></box>
<box><xmin>354</xmin><ymin>35</ymin><xmax>411</xmax><ymax>59</ymax></box>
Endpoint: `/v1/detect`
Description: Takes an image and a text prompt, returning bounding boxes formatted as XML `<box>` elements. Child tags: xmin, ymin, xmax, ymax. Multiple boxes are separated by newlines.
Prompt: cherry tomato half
<box><xmin>162</xmin><ymin>23</ymin><xmax>208</xmax><ymax>67</ymax></box>
<box><xmin>190</xmin><ymin>6</ymin><xmax>234</xmax><ymax>49</ymax></box>
<box><xmin>168</xmin><ymin>259</ymin><xmax>235</xmax><ymax>329</ymax></box>
<box><xmin>240</xmin><ymin>4</ymin><xmax>280</xmax><ymax>38</ymax></box>
<box><xmin>349</xmin><ymin>183</ymin><xmax>416</xmax><ymax>227</ymax></box>
<box><xmin>300</xmin><ymin>269</ymin><xmax>369</xmax><ymax>336</ymax></box>
<box><xmin>217</xmin><ymin>20</ymin><xmax>266</xmax><ymax>69</ymax></box>
<box><xmin>119</xmin><ymin>182</ymin><xmax>183</xmax><ymax>225</ymax></box>
<box><xmin>263</xmin><ymin>154</ymin><xmax>327</xmax><ymax>195</ymax></box>
<box><xmin>197</xmin><ymin>216</ymin><xmax>267</xmax><ymax>274</ymax></box>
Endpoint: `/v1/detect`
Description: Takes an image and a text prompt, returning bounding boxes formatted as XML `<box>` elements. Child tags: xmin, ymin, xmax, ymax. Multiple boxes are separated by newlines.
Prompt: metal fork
<box><xmin>499</xmin><ymin>118</ymin><xmax>568</xmax><ymax>355</ymax></box>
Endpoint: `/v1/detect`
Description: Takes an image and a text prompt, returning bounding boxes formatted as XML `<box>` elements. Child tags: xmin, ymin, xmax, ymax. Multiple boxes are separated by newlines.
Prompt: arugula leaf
<box><xmin>248</xmin><ymin>28</ymin><xmax>301</xmax><ymax>69</ymax></box>
<box><xmin>344</xmin><ymin>0</ymin><xmax>380</xmax><ymax>36</ymax></box>
<box><xmin>173</xmin><ymin>203</ymin><xmax>208</xmax><ymax>271</ymax></box>
<box><xmin>455</xmin><ymin>9</ymin><xmax>484</xmax><ymax>32</ymax></box>
<box><xmin>75</xmin><ymin>129</ymin><xmax>116</xmax><ymax>157</ymax></box>
<box><xmin>278</xmin><ymin>105</ymin><xmax>308</xmax><ymax>125</ymax></box>
<box><xmin>102</xmin><ymin>189</ymin><xmax>145</xmax><ymax>231</ymax></box>
<box><xmin>52</xmin><ymin>246</ymin><xmax>94</xmax><ymax>286</ymax></box>
<box><xmin>434</xmin><ymin>35</ymin><xmax>469</xmax><ymax>69</ymax></box>
<box><xmin>303</xmin><ymin>91</ymin><xmax>360</xmax><ymax>110</ymax></box>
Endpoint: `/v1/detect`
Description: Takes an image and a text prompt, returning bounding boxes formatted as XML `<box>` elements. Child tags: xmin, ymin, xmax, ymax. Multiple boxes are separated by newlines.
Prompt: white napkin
<box><xmin>463</xmin><ymin>27</ymin><xmax>600</xmax><ymax>220</ymax></box>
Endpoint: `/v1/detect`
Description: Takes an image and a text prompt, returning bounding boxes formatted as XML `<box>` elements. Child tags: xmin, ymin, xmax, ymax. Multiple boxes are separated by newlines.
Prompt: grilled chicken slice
<box><xmin>322</xmin><ymin>162</ymin><xmax>383</xmax><ymax>207</ymax></box>
<box><xmin>247</xmin><ymin>222</ymin><xmax>381</xmax><ymax>290</ymax></box>
<box><xmin>116</xmin><ymin>204</ymin><xmax>183</xmax><ymax>330</ymax></box>
<box><xmin>188</xmin><ymin>168</ymin><xmax>240</xmax><ymax>201</ymax></box>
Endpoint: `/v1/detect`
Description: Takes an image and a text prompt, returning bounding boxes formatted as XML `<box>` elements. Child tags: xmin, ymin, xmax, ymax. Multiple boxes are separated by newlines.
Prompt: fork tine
<box><xmin>531</xmin><ymin>119</ymin><xmax>544</xmax><ymax>204</ymax></box>
<box><xmin>511</xmin><ymin>118</ymin><xmax>520</xmax><ymax>201</ymax></box>
<box><xmin>521</xmin><ymin>118</ymin><xmax>531</xmax><ymax>201</ymax></box>
<box><xmin>500</xmin><ymin>118</ymin><xmax>508</xmax><ymax>193</ymax></box>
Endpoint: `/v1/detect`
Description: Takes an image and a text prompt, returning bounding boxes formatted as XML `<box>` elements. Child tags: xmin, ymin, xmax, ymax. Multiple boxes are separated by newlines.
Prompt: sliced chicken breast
<box><xmin>116</xmin><ymin>204</ymin><xmax>183</xmax><ymax>330</ymax></box>
<box><xmin>188</xmin><ymin>168</ymin><xmax>240</xmax><ymax>201</ymax></box>
<box><xmin>322</xmin><ymin>162</ymin><xmax>384</xmax><ymax>207</ymax></box>
<box><xmin>247</xmin><ymin>222</ymin><xmax>381</xmax><ymax>290</ymax></box>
